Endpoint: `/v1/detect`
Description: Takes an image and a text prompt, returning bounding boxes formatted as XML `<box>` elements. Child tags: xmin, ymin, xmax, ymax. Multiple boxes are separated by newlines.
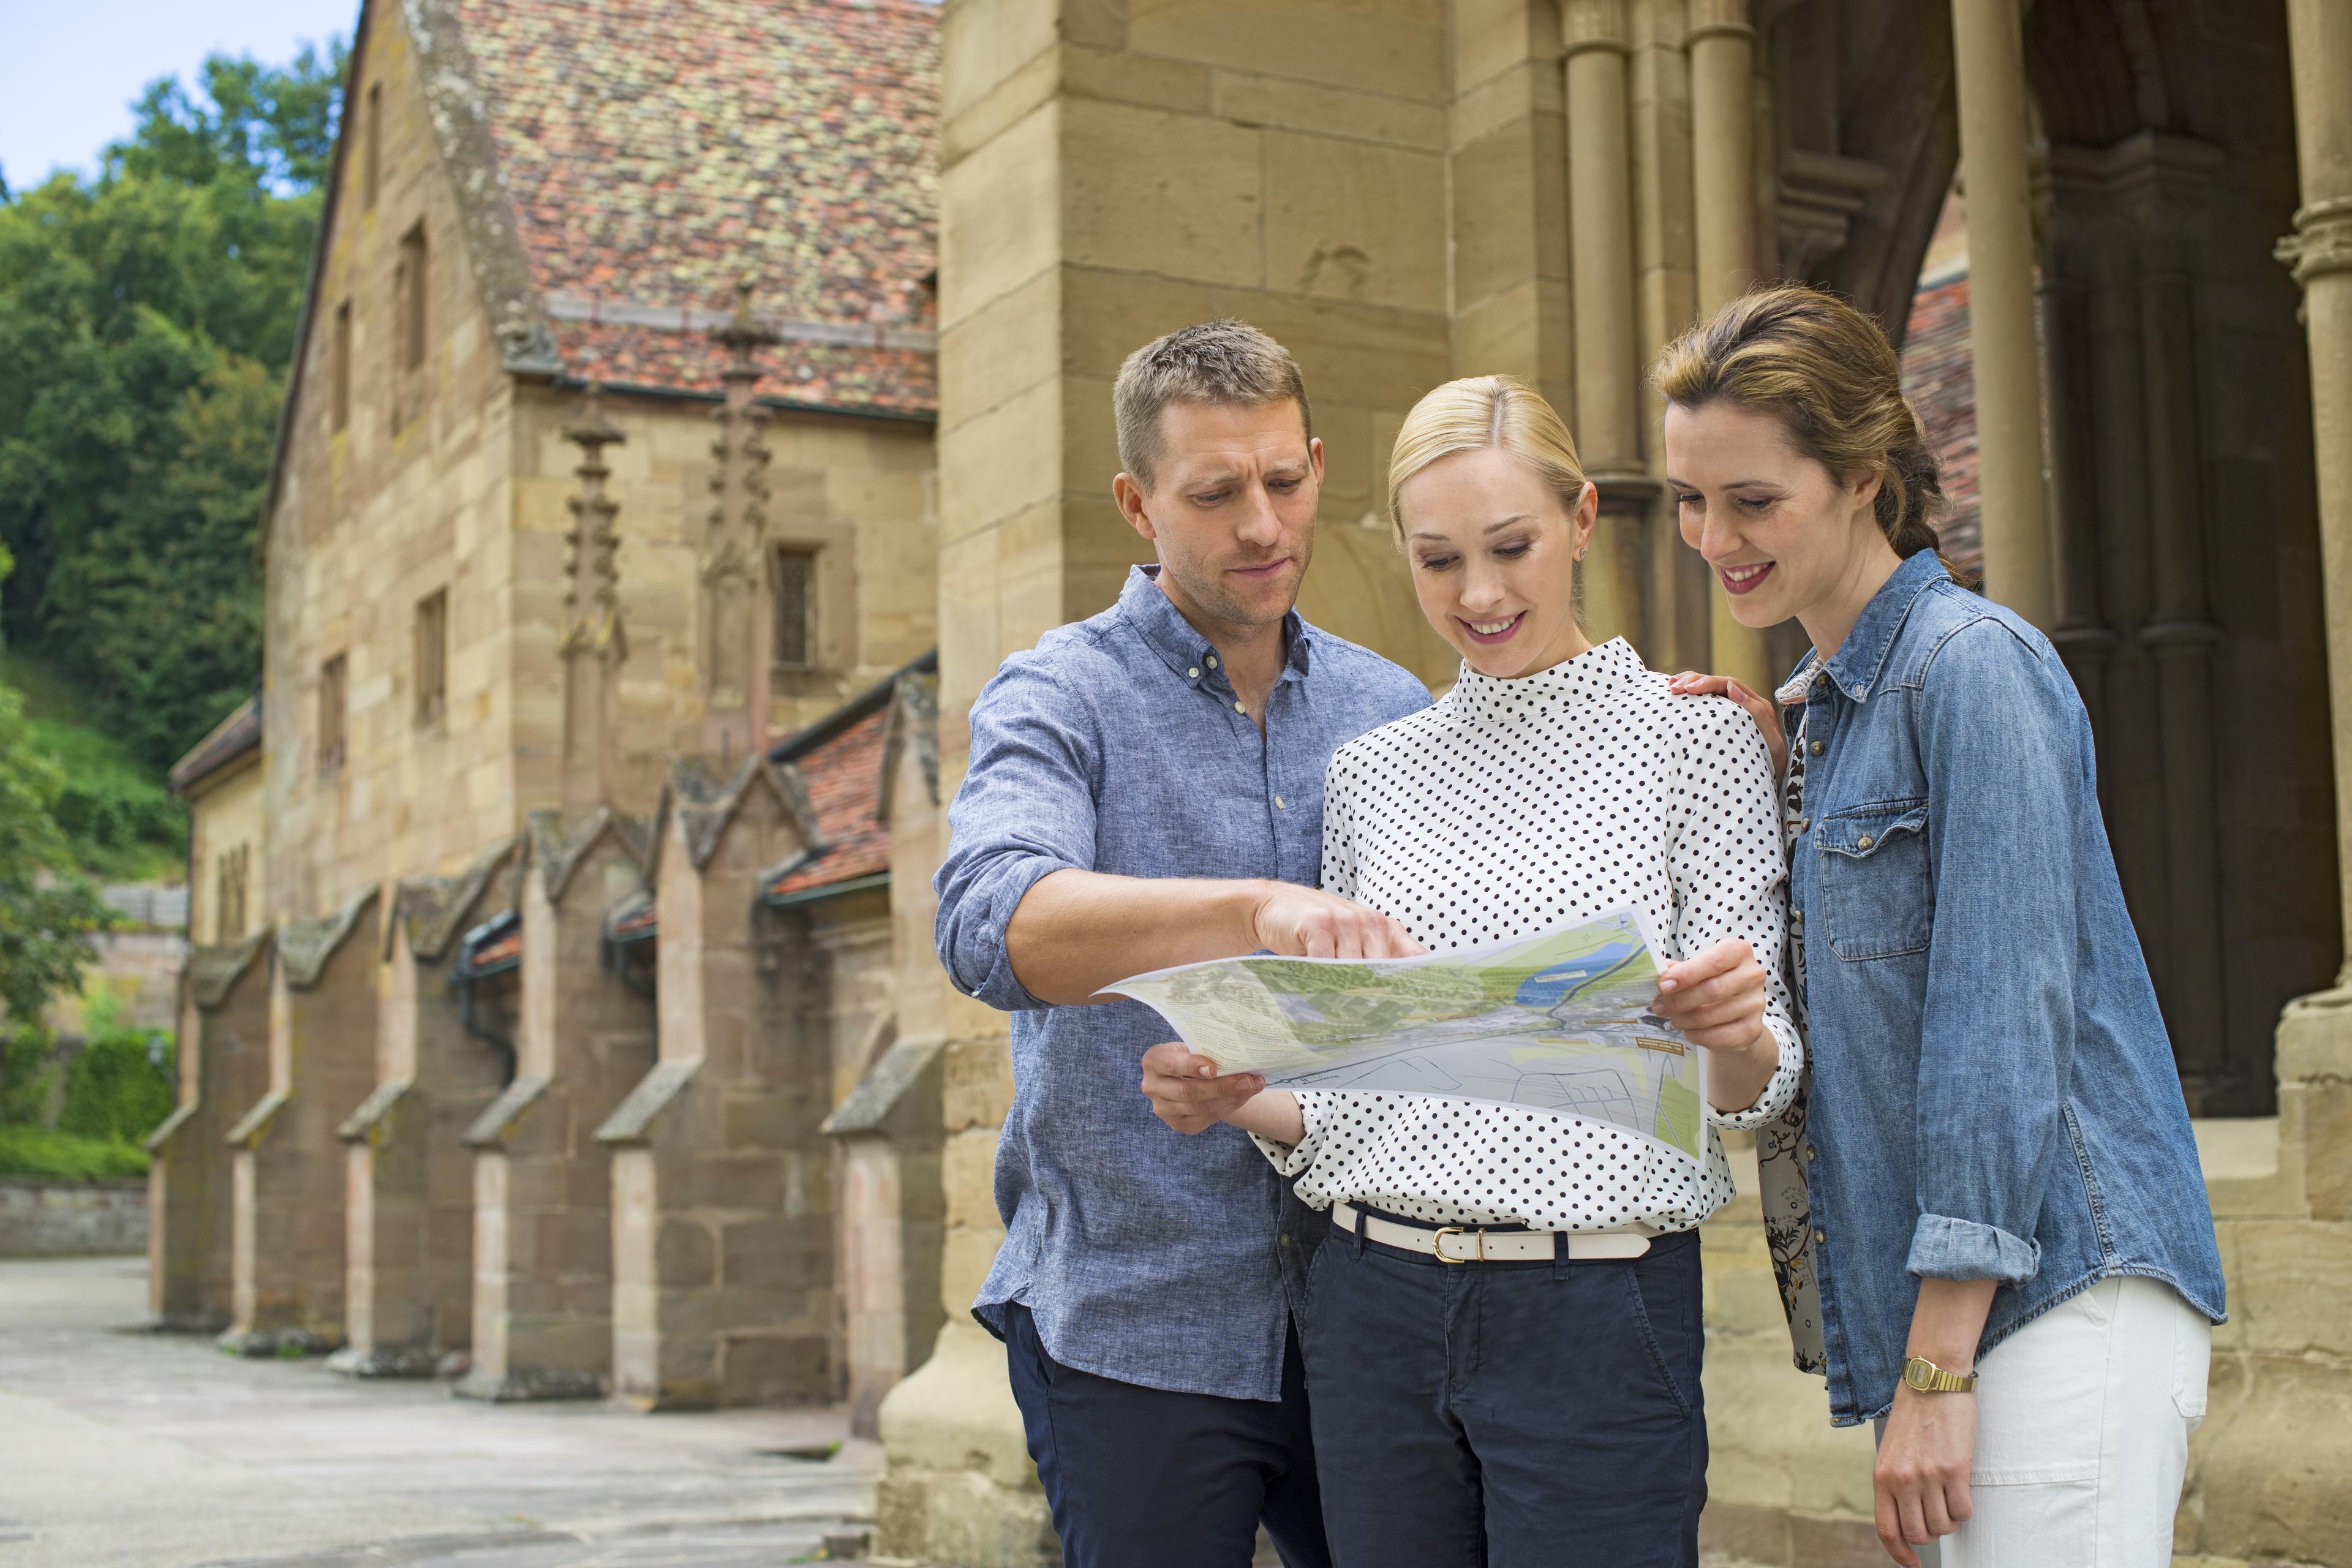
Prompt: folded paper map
<box><xmin>1108</xmin><ymin>906</ymin><xmax>1708</xmax><ymax>1166</ymax></box>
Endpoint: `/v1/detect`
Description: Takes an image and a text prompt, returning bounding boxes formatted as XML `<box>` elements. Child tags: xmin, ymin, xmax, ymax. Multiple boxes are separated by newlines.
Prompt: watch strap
<box><xmin>1902</xmin><ymin>1355</ymin><xmax>1978</xmax><ymax>1393</ymax></box>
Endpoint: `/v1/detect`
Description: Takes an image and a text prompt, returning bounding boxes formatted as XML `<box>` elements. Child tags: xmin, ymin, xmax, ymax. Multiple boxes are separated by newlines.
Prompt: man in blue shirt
<box><xmin>935</xmin><ymin>320</ymin><xmax>1431</xmax><ymax>1567</ymax></box>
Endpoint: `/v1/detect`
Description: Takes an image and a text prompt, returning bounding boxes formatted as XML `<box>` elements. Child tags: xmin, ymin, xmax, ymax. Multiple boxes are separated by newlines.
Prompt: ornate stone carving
<box><xmin>701</xmin><ymin>280</ymin><xmax>780</xmax><ymax>752</ymax></box>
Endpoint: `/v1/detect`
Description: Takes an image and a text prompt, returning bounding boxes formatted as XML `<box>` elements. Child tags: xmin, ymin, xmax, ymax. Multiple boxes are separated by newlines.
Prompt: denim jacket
<box><xmin>1782</xmin><ymin>548</ymin><xmax>2225</xmax><ymax>1425</ymax></box>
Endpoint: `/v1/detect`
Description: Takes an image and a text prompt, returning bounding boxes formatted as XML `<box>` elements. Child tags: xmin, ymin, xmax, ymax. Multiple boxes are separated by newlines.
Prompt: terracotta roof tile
<box><xmin>771</xmin><ymin>707</ymin><xmax>890</xmax><ymax>897</ymax></box>
<box><xmin>1900</xmin><ymin>274</ymin><xmax>1982</xmax><ymax>587</ymax></box>
<box><xmin>461</xmin><ymin>0</ymin><xmax>940</xmax><ymax>413</ymax></box>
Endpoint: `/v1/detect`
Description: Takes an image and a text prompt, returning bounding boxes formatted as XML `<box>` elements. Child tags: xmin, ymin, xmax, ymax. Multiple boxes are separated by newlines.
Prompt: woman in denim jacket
<box><xmin>1656</xmin><ymin>286</ymin><xmax>2225</xmax><ymax>1568</ymax></box>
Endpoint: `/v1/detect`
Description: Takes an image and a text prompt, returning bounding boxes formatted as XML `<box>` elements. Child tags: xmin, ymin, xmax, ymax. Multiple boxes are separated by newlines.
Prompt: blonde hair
<box><xmin>1653</xmin><ymin>285</ymin><xmax>1953</xmax><ymax>570</ymax></box>
<box><xmin>1385</xmin><ymin>375</ymin><xmax>1589</xmax><ymax>548</ymax></box>
<box><xmin>1114</xmin><ymin>319</ymin><xmax>1312</xmax><ymax>489</ymax></box>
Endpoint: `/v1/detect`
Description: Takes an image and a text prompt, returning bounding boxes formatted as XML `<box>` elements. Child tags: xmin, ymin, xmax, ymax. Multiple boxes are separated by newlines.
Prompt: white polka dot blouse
<box><xmin>1253</xmin><ymin>638</ymin><xmax>1803</xmax><ymax>1235</ymax></box>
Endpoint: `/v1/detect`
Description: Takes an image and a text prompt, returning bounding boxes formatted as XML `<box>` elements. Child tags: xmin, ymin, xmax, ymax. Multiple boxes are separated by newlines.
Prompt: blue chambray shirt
<box><xmin>1784</xmin><ymin>548</ymin><xmax>2226</xmax><ymax>1424</ymax></box>
<box><xmin>936</xmin><ymin>564</ymin><xmax>1430</xmax><ymax>1400</ymax></box>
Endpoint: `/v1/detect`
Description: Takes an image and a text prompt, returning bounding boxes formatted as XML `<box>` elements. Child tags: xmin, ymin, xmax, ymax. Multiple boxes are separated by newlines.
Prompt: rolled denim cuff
<box><xmin>1906</xmin><ymin>1212</ymin><xmax>2041</xmax><ymax>1284</ymax></box>
<box><xmin>940</xmin><ymin>853</ymin><xmax>1082</xmax><ymax>1012</ymax></box>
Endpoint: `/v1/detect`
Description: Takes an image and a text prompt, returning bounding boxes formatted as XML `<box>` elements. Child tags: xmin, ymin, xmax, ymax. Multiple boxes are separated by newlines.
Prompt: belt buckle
<box><xmin>1430</xmin><ymin>1225</ymin><xmax>1485</xmax><ymax>1264</ymax></box>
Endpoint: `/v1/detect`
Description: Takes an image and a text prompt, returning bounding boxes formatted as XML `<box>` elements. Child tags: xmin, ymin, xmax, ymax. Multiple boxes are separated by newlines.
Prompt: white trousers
<box><xmin>1878</xmin><ymin>1275</ymin><xmax>2211</xmax><ymax>1568</ymax></box>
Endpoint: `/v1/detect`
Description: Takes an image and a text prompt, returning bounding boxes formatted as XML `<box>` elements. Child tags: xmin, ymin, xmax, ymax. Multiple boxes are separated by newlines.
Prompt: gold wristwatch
<box><xmin>1901</xmin><ymin>1355</ymin><xmax>1978</xmax><ymax>1393</ymax></box>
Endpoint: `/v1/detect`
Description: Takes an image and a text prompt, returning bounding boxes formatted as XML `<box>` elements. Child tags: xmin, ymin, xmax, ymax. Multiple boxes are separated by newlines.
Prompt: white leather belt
<box><xmin>1332</xmin><ymin>1201</ymin><xmax>1653</xmax><ymax>1263</ymax></box>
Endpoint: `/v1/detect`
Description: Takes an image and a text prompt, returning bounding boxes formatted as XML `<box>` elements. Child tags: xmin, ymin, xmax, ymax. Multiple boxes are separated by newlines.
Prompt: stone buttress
<box><xmin>331</xmin><ymin>843</ymin><xmax>518</xmax><ymax>1376</ymax></box>
<box><xmin>221</xmin><ymin>889</ymin><xmax>380</xmax><ymax>1354</ymax></box>
<box><xmin>597</xmin><ymin>757</ymin><xmax>836</xmax><ymax>1409</ymax></box>
<box><xmin>456</xmin><ymin>809</ymin><xmax>657</xmax><ymax>1401</ymax></box>
<box><xmin>147</xmin><ymin>931</ymin><xmax>274</xmax><ymax>1332</ymax></box>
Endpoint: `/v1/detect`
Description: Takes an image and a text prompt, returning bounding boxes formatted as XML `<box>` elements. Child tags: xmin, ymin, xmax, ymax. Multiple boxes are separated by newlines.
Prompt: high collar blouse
<box><xmin>1256</xmin><ymin>638</ymin><xmax>1803</xmax><ymax>1234</ymax></box>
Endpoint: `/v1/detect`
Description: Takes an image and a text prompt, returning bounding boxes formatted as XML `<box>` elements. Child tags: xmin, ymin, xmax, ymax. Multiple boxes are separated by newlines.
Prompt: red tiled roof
<box><xmin>473</xmin><ymin>929</ymin><xmax>522</xmax><ymax>968</ymax></box>
<box><xmin>771</xmin><ymin>707</ymin><xmax>890</xmax><ymax>897</ymax></box>
<box><xmin>461</xmin><ymin>0</ymin><xmax>940</xmax><ymax>413</ymax></box>
<box><xmin>1900</xmin><ymin>273</ymin><xmax>1983</xmax><ymax>587</ymax></box>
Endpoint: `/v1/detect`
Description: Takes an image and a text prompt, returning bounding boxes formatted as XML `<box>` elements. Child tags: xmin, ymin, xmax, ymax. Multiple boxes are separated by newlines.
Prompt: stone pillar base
<box><xmin>324</xmin><ymin>1344</ymin><xmax>439</xmax><ymax>1378</ymax></box>
<box><xmin>451</xmin><ymin>1366</ymin><xmax>606</xmax><ymax>1401</ymax></box>
<box><xmin>873</xmin><ymin>1321</ymin><xmax>1054</xmax><ymax>1568</ymax></box>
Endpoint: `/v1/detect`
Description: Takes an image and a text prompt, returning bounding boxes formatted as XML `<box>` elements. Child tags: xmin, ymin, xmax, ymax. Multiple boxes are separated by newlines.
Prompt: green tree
<box><xmin>0</xmin><ymin>43</ymin><xmax>341</xmax><ymax>768</ymax></box>
<box><xmin>0</xmin><ymin>575</ymin><xmax>112</xmax><ymax>1023</ymax></box>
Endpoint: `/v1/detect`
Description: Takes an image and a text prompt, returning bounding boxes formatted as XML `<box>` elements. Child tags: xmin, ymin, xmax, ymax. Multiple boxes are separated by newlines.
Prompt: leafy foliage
<box><xmin>0</xmin><ymin>677</ymin><xmax>112</xmax><ymax>1024</ymax></box>
<box><xmin>0</xmin><ymin>43</ymin><xmax>341</xmax><ymax>769</ymax></box>
<box><xmin>56</xmin><ymin>993</ymin><xmax>175</xmax><ymax>1145</ymax></box>
<box><xmin>0</xmin><ymin>1123</ymin><xmax>148</xmax><ymax>1181</ymax></box>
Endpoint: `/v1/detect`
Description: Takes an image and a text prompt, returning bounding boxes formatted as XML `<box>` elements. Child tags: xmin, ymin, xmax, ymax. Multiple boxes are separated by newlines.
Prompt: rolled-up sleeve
<box><xmin>1668</xmin><ymin>698</ymin><xmax>1802</xmax><ymax>1130</ymax></box>
<box><xmin>1907</xmin><ymin>620</ymin><xmax>2079</xmax><ymax>1285</ymax></box>
<box><xmin>933</xmin><ymin>657</ymin><xmax>1101</xmax><ymax>1013</ymax></box>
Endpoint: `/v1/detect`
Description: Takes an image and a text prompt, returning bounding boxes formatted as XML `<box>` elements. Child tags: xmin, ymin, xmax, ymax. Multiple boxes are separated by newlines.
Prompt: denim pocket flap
<box><xmin>1815</xmin><ymin>801</ymin><xmax>1931</xmax><ymax>960</ymax></box>
<box><xmin>1816</xmin><ymin>801</ymin><xmax>1928</xmax><ymax>859</ymax></box>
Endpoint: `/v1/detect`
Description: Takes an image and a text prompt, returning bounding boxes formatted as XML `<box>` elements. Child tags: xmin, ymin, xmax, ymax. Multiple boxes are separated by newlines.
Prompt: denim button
<box><xmin>1235</xmin><ymin>699</ymin><xmax>1247</xmax><ymax>713</ymax></box>
<box><xmin>1856</xmin><ymin>835</ymin><xmax>1874</xmax><ymax>850</ymax></box>
<box><xmin>1188</xmin><ymin>666</ymin><xmax>1200</xmax><ymax>679</ymax></box>
<box><xmin>1810</xmin><ymin>739</ymin><xmax>1825</xmax><ymax>756</ymax></box>
<box><xmin>1814</xmin><ymin>1229</ymin><xmax>1826</xmax><ymax>1244</ymax></box>
<box><xmin>1207</xmin><ymin>655</ymin><xmax>1220</xmax><ymax>668</ymax></box>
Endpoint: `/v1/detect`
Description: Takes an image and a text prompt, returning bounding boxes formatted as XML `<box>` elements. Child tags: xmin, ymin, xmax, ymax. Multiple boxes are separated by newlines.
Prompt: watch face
<box><xmin>1904</xmin><ymin>1359</ymin><xmax>1931</xmax><ymax>1390</ymax></box>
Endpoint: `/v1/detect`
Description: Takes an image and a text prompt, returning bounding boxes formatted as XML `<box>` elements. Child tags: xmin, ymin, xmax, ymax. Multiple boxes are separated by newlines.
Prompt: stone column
<box><xmin>2279</xmin><ymin>0</ymin><xmax>2352</xmax><ymax>986</ymax></box>
<box><xmin>1950</xmin><ymin>0</ymin><xmax>2053</xmax><ymax>629</ymax></box>
<box><xmin>1686</xmin><ymin>0</ymin><xmax>1775</xmax><ymax>692</ymax></box>
<box><xmin>1565</xmin><ymin>0</ymin><xmax>1651</xmax><ymax>652</ymax></box>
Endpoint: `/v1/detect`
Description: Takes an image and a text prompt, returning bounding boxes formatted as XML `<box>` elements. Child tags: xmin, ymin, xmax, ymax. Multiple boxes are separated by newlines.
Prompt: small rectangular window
<box><xmin>215</xmin><ymin>844</ymin><xmax>248</xmax><ymax>942</ymax></box>
<box><xmin>364</xmin><ymin>84</ymin><xmax>383</xmax><ymax>209</ymax></box>
<box><xmin>331</xmin><ymin>300</ymin><xmax>352</xmax><ymax>432</ymax></box>
<box><xmin>415</xmin><ymin>588</ymin><xmax>447</xmax><ymax>727</ymax></box>
<box><xmin>772</xmin><ymin>548</ymin><xmax>815</xmax><ymax>669</ymax></box>
<box><xmin>398</xmin><ymin>222</ymin><xmax>428</xmax><ymax>372</ymax></box>
<box><xmin>319</xmin><ymin>654</ymin><xmax>349</xmax><ymax>775</ymax></box>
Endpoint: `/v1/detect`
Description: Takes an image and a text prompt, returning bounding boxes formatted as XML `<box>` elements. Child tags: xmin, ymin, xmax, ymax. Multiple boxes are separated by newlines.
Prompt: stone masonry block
<box><xmin>1453</xmin><ymin>0</ymin><xmax>1555</xmax><ymax>96</ymax></box>
<box><xmin>943</xmin><ymin>1127</ymin><xmax>1003</xmax><ymax>1232</ymax></box>
<box><xmin>721</xmin><ymin>1216</ymin><xmax>827</xmax><ymax>1291</ymax></box>
<box><xmin>720</xmin><ymin>1331</ymin><xmax>834</xmax><ymax>1406</ymax></box>
<box><xmin>940</xmin><ymin>270</ymin><xmax>1060</xmax><ymax>437</ymax></box>
<box><xmin>1264</xmin><ymin>132</ymin><xmax>1447</xmax><ymax>313</ymax></box>
<box><xmin>1126</xmin><ymin>0</ymin><xmax>1444</xmax><ymax>101</ymax></box>
<box><xmin>656</xmin><ymin>1218</ymin><xmax>715</xmax><ymax>1290</ymax></box>
<box><xmin>943</xmin><ymin>1041</ymin><xmax>1016</xmax><ymax>1132</ymax></box>
<box><xmin>1210</xmin><ymin>70</ymin><xmax>1446</xmax><ymax>153</ymax></box>
<box><xmin>1060</xmin><ymin>100</ymin><xmax>1263</xmax><ymax>290</ymax></box>
<box><xmin>2229</xmin><ymin>1219</ymin><xmax>2352</xmax><ymax>1357</ymax></box>
<box><xmin>940</xmin><ymin>104</ymin><xmax>1058</xmax><ymax>332</ymax></box>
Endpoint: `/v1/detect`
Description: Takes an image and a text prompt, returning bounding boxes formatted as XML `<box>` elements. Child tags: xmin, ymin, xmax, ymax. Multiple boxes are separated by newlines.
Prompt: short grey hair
<box><xmin>1113</xmin><ymin>320</ymin><xmax>1313</xmax><ymax>490</ymax></box>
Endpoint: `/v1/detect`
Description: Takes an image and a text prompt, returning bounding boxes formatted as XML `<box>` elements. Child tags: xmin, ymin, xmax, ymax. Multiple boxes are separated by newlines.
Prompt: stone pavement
<box><xmin>0</xmin><ymin>1256</ymin><xmax>879</xmax><ymax>1568</ymax></box>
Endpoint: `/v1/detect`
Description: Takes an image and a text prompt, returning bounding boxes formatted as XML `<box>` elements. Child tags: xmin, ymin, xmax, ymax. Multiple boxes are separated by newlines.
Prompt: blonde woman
<box><xmin>1144</xmin><ymin>375</ymin><xmax>1801</xmax><ymax>1567</ymax></box>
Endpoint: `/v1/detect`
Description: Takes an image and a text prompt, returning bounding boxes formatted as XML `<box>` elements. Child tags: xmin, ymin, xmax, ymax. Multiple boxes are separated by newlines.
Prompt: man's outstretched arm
<box><xmin>1005</xmin><ymin>869</ymin><xmax>1421</xmax><ymax>1007</ymax></box>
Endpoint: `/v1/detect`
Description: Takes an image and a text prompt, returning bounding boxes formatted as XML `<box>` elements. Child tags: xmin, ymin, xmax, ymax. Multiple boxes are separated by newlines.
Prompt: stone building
<box><xmin>872</xmin><ymin>3</ymin><xmax>2352</xmax><ymax>1566</ymax></box>
<box><xmin>154</xmin><ymin>0</ymin><xmax>2352</xmax><ymax>1562</ymax></box>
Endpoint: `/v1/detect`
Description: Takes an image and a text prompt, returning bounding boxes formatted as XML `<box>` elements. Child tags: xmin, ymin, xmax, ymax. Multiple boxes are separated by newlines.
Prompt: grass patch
<box><xmin>0</xmin><ymin>1123</ymin><xmax>148</xmax><ymax>1181</ymax></box>
<box><xmin>0</xmin><ymin>653</ymin><xmax>186</xmax><ymax>882</ymax></box>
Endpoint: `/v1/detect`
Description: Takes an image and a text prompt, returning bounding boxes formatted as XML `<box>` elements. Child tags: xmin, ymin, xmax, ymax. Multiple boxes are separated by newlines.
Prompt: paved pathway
<box><xmin>0</xmin><ymin>1256</ymin><xmax>878</xmax><ymax>1568</ymax></box>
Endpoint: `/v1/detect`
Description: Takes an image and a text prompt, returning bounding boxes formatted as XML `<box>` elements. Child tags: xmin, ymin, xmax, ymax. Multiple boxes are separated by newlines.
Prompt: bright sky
<box><xmin>1</xmin><ymin>0</ymin><xmax>358</xmax><ymax>190</ymax></box>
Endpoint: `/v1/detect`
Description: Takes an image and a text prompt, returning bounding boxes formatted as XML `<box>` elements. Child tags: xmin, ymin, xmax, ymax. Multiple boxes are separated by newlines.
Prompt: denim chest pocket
<box><xmin>1815</xmin><ymin>801</ymin><xmax>1932</xmax><ymax>961</ymax></box>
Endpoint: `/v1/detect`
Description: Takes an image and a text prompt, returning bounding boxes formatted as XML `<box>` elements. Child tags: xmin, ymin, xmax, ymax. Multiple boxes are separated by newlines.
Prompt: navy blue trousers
<box><xmin>1004</xmin><ymin>1302</ymin><xmax>1333</xmax><ymax>1568</ymax></box>
<box><xmin>1299</xmin><ymin>1221</ymin><xmax>1708</xmax><ymax>1568</ymax></box>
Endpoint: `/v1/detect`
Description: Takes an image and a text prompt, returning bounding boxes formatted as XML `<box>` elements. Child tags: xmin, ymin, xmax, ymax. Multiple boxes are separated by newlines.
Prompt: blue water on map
<box><xmin>1510</xmin><ymin>940</ymin><xmax>1645</xmax><ymax>1011</ymax></box>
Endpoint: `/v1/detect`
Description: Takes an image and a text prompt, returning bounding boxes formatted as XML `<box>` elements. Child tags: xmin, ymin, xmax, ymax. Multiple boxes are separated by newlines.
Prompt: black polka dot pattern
<box><xmin>1254</xmin><ymin>638</ymin><xmax>1802</xmax><ymax>1234</ymax></box>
